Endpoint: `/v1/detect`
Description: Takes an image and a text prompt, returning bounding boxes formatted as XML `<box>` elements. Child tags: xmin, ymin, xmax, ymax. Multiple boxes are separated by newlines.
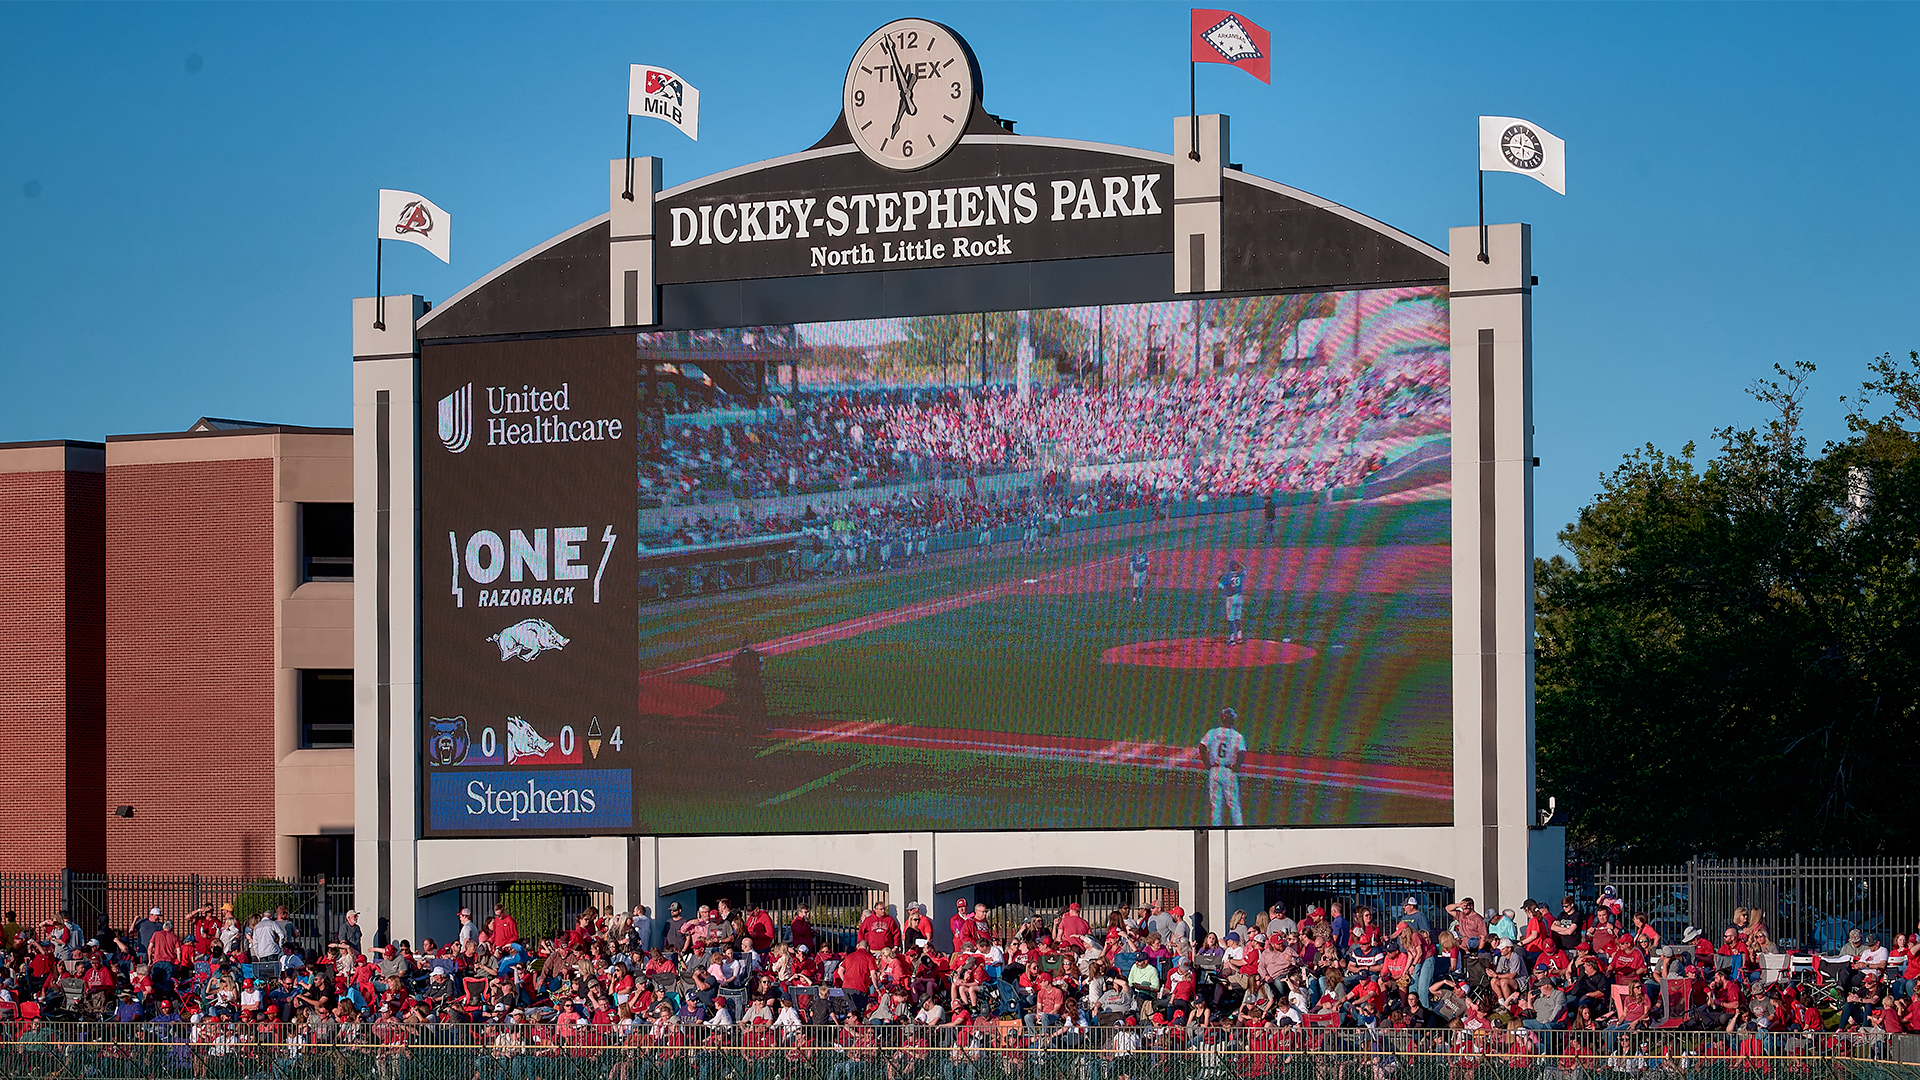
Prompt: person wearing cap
<box><xmin>147</xmin><ymin>919</ymin><xmax>183</xmax><ymax>996</ymax></box>
<box><xmin>1054</xmin><ymin>903</ymin><xmax>1090</xmax><ymax>943</ymax></box>
<box><xmin>901</xmin><ymin>903</ymin><xmax>932</xmax><ymax>947</ymax></box>
<box><xmin>80</xmin><ymin>953</ymin><xmax>115</xmax><ymax>1017</ymax></box>
<box><xmin>1197</xmin><ymin>706</ymin><xmax>1248</xmax><ymax>826</ymax></box>
<box><xmin>1489</xmin><ymin>938</ymin><xmax>1526</xmax><ymax>999</ymax></box>
<box><xmin>1127</xmin><ymin>953</ymin><xmax>1161</xmax><ymax>1010</ymax></box>
<box><xmin>1398</xmin><ymin>897</ymin><xmax>1432</xmax><ymax>936</ymax></box>
<box><xmin>1028</xmin><ymin>971</ymin><xmax>1067</xmax><ymax>1031</ymax></box>
<box><xmin>132</xmin><ymin>908</ymin><xmax>164</xmax><ymax>960</ymax></box>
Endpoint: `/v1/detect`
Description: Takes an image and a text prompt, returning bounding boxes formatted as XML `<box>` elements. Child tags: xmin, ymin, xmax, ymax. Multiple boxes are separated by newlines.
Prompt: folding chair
<box><xmin>1756</xmin><ymin>954</ymin><xmax>1791</xmax><ymax>986</ymax></box>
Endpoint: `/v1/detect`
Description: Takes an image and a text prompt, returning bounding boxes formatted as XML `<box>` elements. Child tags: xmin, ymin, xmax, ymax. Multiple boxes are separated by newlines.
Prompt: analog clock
<box><xmin>842</xmin><ymin>18</ymin><xmax>978</xmax><ymax>171</ymax></box>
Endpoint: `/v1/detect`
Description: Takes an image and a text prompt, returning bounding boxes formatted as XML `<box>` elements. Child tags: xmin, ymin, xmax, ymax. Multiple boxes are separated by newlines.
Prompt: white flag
<box><xmin>629</xmin><ymin>64</ymin><xmax>699</xmax><ymax>141</ymax></box>
<box><xmin>378</xmin><ymin>189</ymin><xmax>451</xmax><ymax>263</ymax></box>
<box><xmin>1479</xmin><ymin>116</ymin><xmax>1565</xmax><ymax>195</ymax></box>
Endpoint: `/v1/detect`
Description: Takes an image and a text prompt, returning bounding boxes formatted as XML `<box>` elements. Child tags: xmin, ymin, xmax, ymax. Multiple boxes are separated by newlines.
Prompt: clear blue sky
<box><xmin>3</xmin><ymin>2</ymin><xmax>1915</xmax><ymax>554</ymax></box>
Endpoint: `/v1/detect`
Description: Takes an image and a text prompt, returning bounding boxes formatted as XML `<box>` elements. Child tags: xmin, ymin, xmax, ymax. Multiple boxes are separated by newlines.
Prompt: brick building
<box><xmin>0</xmin><ymin>441</ymin><xmax>107</xmax><ymax>872</ymax></box>
<box><xmin>2</xmin><ymin>420</ymin><xmax>354</xmax><ymax>879</ymax></box>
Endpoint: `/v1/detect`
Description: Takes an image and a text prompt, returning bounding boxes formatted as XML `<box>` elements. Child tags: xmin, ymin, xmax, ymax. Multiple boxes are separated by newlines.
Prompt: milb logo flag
<box><xmin>629</xmin><ymin>64</ymin><xmax>700</xmax><ymax>141</ymax></box>
<box><xmin>1191</xmin><ymin>9</ymin><xmax>1271</xmax><ymax>84</ymax></box>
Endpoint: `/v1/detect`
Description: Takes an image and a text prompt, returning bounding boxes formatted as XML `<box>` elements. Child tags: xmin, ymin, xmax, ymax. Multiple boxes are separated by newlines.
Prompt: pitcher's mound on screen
<box><xmin>1101</xmin><ymin>637</ymin><xmax>1317</xmax><ymax>669</ymax></box>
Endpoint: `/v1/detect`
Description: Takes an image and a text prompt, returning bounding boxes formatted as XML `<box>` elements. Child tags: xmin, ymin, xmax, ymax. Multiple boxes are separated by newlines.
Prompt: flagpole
<box><xmin>1477</xmin><ymin>170</ymin><xmax>1489</xmax><ymax>264</ymax></box>
<box><xmin>374</xmin><ymin>237</ymin><xmax>385</xmax><ymax>330</ymax></box>
<box><xmin>1189</xmin><ymin>61</ymin><xmax>1200</xmax><ymax>161</ymax></box>
<box><xmin>623</xmin><ymin>115</ymin><xmax>636</xmax><ymax>202</ymax></box>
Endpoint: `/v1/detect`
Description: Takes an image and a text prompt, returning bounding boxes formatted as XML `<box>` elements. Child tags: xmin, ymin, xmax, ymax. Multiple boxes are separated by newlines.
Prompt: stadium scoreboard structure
<box><xmin>352</xmin><ymin>19</ymin><xmax>1559</xmax><ymax>941</ymax></box>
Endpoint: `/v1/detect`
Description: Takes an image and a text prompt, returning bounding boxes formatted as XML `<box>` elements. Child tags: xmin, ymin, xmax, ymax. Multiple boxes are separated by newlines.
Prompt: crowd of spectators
<box><xmin>640</xmin><ymin>355</ymin><xmax>1446</xmax><ymax>550</ymax></box>
<box><xmin>2</xmin><ymin>885</ymin><xmax>1915</xmax><ymax>1059</ymax></box>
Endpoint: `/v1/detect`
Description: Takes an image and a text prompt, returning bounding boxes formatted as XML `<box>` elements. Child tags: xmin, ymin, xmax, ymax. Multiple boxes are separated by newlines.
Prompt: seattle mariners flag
<box><xmin>1191</xmin><ymin>9</ymin><xmax>1271</xmax><ymax>84</ymax></box>
<box><xmin>1479</xmin><ymin>116</ymin><xmax>1566</xmax><ymax>195</ymax></box>
<box><xmin>630</xmin><ymin>64</ymin><xmax>699</xmax><ymax>140</ymax></box>
<box><xmin>378</xmin><ymin>189</ymin><xmax>452</xmax><ymax>263</ymax></box>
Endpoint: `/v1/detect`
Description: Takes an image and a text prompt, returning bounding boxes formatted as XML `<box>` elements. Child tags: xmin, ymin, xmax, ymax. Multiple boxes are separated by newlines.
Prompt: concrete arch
<box><xmin>659</xmin><ymin>868</ymin><xmax>889</xmax><ymax>895</ymax></box>
<box><xmin>935</xmin><ymin>866</ymin><xmax>1179</xmax><ymax>894</ymax></box>
<box><xmin>415</xmin><ymin>871</ymin><xmax>615</xmax><ymax>898</ymax></box>
<box><xmin>1227</xmin><ymin>864</ymin><xmax>1455</xmax><ymax>893</ymax></box>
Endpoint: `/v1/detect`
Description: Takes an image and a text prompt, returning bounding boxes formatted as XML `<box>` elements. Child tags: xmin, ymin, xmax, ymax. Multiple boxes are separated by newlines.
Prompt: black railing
<box><xmin>1573</xmin><ymin>858</ymin><xmax>1920</xmax><ymax>952</ymax></box>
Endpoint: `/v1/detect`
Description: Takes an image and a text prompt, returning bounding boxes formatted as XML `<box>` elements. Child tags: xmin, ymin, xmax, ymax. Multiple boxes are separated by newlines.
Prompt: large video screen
<box><xmin>420</xmin><ymin>286</ymin><xmax>1452</xmax><ymax>836</ymax></box>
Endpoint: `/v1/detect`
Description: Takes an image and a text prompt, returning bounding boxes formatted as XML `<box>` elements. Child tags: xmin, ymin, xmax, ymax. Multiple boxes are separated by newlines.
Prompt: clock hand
<box><xmin>885</xmin><ymin>41</ymin><xmax>915</xmax><ymax>139</ymax></box>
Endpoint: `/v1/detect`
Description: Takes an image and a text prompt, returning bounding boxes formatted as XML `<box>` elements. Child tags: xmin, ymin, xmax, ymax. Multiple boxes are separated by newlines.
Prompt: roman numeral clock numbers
<box><xmin>842</xmin><ymin>18</ymin><xmax>978</xmax><ymax>172</ymax></box>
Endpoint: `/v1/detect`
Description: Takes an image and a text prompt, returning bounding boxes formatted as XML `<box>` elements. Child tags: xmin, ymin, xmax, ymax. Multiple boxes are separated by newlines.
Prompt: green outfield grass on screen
<box><xmin>632</xmin><ymin>288</ymin><xmax>1452</xmax><ymax>833</ymax></box>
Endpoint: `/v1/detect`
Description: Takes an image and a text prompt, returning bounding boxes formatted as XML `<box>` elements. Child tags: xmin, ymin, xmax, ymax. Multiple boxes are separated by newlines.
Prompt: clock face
<box><xmin>842</xmin><ymin>19</ymin><xmax>977</xmax><ymax>171</ymax></box>
<box><xmin>1501</xmin><ymin>124</ymin><xmax>1544</xmax><ymax>171</ymax></box>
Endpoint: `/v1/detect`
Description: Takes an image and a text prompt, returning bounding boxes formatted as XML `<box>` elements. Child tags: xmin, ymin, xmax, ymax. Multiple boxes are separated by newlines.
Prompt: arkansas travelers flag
<box><xmin>630</xmin><ymin>64</ymin><xmax>700</xmax><ymax>140</ymax></box>
<box><xmin>378</xmin><ymin>189</ymin><xmax>451</xmax><ymax>262</ymax></box>
<box><xmin>1191</xmin><ymin>10</ymin><xmax>1271</xmax><ymax>84</ymax></box>
<box><xmin>1480</xmin><ymin>116</ymin><xmax>1567</xmax><ymax>194</ymax></box>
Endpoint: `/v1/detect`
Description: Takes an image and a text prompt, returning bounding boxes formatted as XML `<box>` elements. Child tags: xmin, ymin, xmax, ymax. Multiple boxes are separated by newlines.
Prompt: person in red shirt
<box><xmin>789</xmin><ymin>905</ymin><xmax>816</xmax><ymax>952</ymax></box>
<box><xmin>147</xmin><ymin>920</ymin><xmax>183</xmax><ymax>995</ymax></box>
<box><xmin>1607</xmin><ymin>938</ymin><xmax>1647</xmax><ymax>1014</ymax></box>
<box><xmin>80</xmin><ymin>956</ymin><xmax>116</xmax><ymax>1016</ymax></box>
<box><xmin>835</xmin><ymin>942</ymin><xmax>878</xmax><ymax>1010</ymax></box>
<box><xmin>745</xmin><ymin>908</ymin><xmax>776</xmax><ymax>953</ymax></box>
<box><xmin>1055</xmin><ymin>903</ymin><xmax>1090</xmax><ymax>943</ymax></box>
<box><xmin>949</xmin><ymin>899</ymin><xmax>972</xmax><ymax>950</ymax></box>
<box><xmin>858</xmin><ymin>905</ymin><xmax>899</xmax><ymax>952</ymax></box>
<box><xmin>488</xmin><ymin>904</ymin><xmax>519</xmax><ymax>949</ymax></box>
<box><xmin>1032</xmin><ymin>973</ymin><xmax>1067</xmax><ymax>1026</ymax></box>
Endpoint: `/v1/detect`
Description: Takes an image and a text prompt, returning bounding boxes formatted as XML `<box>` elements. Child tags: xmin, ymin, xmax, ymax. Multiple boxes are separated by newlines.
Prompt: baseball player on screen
<box><xmin>1218</xmin><ymin>559</ymin><xmax>1246</xmax><ymax>645</ymax></box>
<box><xmin>1128</xmin><ymin>551</ymin><xmax>1151</xmax><ymax>606</ymax></box>
<box><xmin>1198</xmin><ymin>707</ymin><xmax>1247</xmax><ymax>826</ymax></box>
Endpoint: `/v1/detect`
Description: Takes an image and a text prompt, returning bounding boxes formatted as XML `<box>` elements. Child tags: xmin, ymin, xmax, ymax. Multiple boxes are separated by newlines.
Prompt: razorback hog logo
<box><xmin>393</xmin><ymin>199</ymin><xmax>434</xmax><ymax>239</ymax></box>
<box><xmin>487</xmin><ymin>618</ymin><xmax>569</xmax><ymax>662</ymax></box>
<box><xmin>426</xmin><ymin>716</ymin><xmax>470</xmax><ymax>766</ymax></box>
<box><xmin>504</xmin><ymin>716</ymin><xmax>555</xmax><ymax>764</ymax></box>
<box><xmin>644</xmin><ymin>69</ymin><xmax>682</xmax><ymax>104</ymax></box>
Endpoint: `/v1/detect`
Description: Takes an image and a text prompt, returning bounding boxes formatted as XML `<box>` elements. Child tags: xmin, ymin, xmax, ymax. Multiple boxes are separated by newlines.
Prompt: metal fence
<box><xmin>0</xmin><ymin>872</ymin><xmax>354</xmax><ymax>956</ymax></box>
<box><xmin>0</xmin><ymin>1022</ymin><xmax>1914</xmax><ymax>1079</ymax></box>
<box><xmin>690</xmin><ymin>881</ymin><xmax>888</xmax><ymax>954</ymax></box>
<box><xmin>967</xmin><ymin>878</ymin><xmax>1178</xmax><ymax>947</ymax></box>
<box><xmin>457</xmin><ymin>883</ymin><xmax>615</xmax><ymax>945</ymax></box>
<box><xmin>1571</xmin><ymin>858</ymin><xmax>1920</xmax><ymax>952</ymax></box>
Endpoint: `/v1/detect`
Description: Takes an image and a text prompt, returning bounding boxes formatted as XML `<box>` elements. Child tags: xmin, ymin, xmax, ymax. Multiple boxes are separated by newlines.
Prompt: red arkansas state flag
<box><xmin>1191</xmin><ymin>9</ymin><xmax>1271</xmax><ymax>84</ymax></box>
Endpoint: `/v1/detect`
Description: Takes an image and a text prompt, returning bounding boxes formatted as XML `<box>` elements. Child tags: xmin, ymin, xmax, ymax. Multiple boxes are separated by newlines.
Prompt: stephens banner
<box><xmin>657</xmin><ymin>140</ymin><xmax>1172</xmax><ymax>284</ymax></box>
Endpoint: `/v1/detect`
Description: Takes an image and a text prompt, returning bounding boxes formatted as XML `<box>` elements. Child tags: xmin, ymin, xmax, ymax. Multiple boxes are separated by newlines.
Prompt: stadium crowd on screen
<box><xmin>638</xmin><ymin>358</ymin><xmax>1445</xmax><ymax>551</ymax></box>
<box><xmin>2</xmin><ymin>885</ymin><xmax>1915</xmax><ymax>1048</ymax></box>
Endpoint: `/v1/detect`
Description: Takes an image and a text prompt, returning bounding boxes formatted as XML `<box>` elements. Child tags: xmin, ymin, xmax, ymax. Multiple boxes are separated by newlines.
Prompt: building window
<box><xmin>299</xmin><ymin>669</ymin><xmax>354</xmax><ymax>748</ymax></box>
<box><xmin>300</xmin><ymin>503</ymin><xmax>353</xmax><ymax>582</ymax></box>
<box><xmin>297</xmin><ymin>835</ymin><xmax>355</xmax><ymax>878</ymax></box>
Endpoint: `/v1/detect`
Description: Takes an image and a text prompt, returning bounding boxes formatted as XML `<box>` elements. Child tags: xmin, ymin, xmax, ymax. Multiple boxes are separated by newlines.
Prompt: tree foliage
<box><xmin>1536</xmin><ymin>355</ymin><xmax>1920</xmax><ymax>860</ymax></box>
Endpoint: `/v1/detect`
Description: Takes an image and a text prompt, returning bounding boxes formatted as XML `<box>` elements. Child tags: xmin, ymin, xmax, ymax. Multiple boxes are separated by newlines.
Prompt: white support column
<box><xmin>1447</xmin><ymin>224</ymin><xmax>1536</xmax><ymax>913</ymax></box>
<box><xmin>1172</xmin><ymin>115</ymin><xmax>1229</xmax><ymax>294</ymax></box>
<box><xmin>610</xmin><ymin>157</ymin><xmax>662</xmax><ymax>327</ymax></box>
<box><xmin>352</xmin><ymin>294</ymin><xmax>425</xmax><ymax>948</ymax></box>
<box><xmin>1204</xmin><ymin>829</ymin><xmax>1229</xmax><ymax>938</ymax></box>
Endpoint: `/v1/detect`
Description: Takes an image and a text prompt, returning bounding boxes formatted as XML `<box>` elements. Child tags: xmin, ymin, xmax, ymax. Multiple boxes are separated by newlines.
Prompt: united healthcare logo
<box><xmin>437</xmin><ymin>383</ymin><xmax>473</xmax><ymax>454</ymax></box>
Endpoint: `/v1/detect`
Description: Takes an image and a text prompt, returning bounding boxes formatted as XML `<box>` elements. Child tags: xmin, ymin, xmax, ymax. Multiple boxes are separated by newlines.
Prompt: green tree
<box><xmin>1536</xmin><ymin>356</ymin><xmax>1920</xmax><ymax>859</ymax></box>
<box><xmin>895</xmin><ymin>312</ymin><xmax>1020</xmax><ymax>381</ymax></box>
<box><xmin>501</xmin><ymin>881</ymin><xmax>565</xmax><ymax>943</ymax></box>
